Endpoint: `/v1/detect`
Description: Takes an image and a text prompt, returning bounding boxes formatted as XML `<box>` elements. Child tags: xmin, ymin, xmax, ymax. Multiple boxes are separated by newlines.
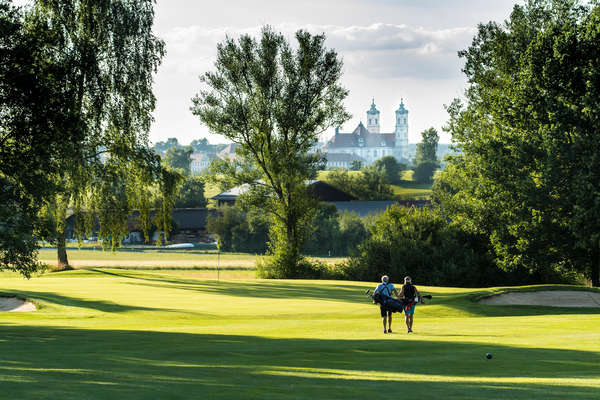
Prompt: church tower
<box><xmin>394</xmin><ymin>99</ymin><xmax>408</xmax><ymax>160</ymax></box>
<box><xmin>366</xmin><ymin>99</ymin><xmax>380</xmax><ymax>133</ymax></box>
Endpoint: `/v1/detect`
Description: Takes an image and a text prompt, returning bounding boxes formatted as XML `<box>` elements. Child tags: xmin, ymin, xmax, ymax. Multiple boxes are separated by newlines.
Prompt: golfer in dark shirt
<box><xmin>374</xmin><ymin>275</ymin><xmax>399</xmax><ymax>333</ymax></box>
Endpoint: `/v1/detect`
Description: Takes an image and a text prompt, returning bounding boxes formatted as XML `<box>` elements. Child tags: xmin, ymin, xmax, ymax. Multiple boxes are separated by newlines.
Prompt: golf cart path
<box><xmin>479</xmin><ymin>290</ymin><xmax>600</xmax><ymax>308</ymax></box>
<box><xmin>0</xmin><ymin>297</ymin><xmax>36</xmax><ymax>312</ymax></box>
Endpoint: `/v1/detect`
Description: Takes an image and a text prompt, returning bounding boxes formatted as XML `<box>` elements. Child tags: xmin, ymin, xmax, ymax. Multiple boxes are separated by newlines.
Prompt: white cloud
<box><xmin>160</xmin><ymin>23</ymin><xmax>475</xmax><ymax>80</ymax></box>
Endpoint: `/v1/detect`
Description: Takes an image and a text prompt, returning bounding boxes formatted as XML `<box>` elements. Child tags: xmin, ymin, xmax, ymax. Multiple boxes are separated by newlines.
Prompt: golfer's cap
<box><xmin>381</xmin><ymin>275</ymin><xmax>389</xmax><ymax>283</ymax></box>
<box><xmin>404</xmin><ymin>276</ymin><xmax>412</xmax><ymax>283</ymax></box>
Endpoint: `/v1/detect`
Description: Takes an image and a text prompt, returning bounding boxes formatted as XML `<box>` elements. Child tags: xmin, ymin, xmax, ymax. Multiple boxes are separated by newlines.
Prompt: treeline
<box><xmin>206</xmin><ymin>204</ymin><xmax>370</xmax><ymax>257</ymax></box>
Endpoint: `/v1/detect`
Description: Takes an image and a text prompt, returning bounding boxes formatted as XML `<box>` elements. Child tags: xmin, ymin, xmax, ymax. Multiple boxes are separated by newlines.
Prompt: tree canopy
<box><xmin>0</xmin><ymin>0</ymin><xmax>175</xmax><ymax>274</ymax></box>
<box><xmin>192</xmin><ymin>26</ymin><xmax>349</xmax><ymax>276</ymax></box>
<box><xmin>435</xmin><ymin>0</ymin><xmax>600</xmax><ymax>286</ymax></box>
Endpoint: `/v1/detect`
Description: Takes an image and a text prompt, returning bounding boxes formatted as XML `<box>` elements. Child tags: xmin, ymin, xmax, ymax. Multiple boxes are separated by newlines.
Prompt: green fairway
<box><xmin>1</xmin><ymin>270</ymin><xmax>599</xmax><ymax>399</ymax></box>
<box><xmin>36</xmin><ymin>248</ymin><xmax>346</xmax><ymax>272</ymax></box>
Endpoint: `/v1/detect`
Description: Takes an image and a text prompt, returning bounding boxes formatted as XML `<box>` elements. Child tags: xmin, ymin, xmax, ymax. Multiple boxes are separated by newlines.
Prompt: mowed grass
<box><xmin>37</xmin><ymin>248</ymin><xmax>346</xmax><ymax>271</ymax></box>
<box><xmin>1</xmin><ymin>269</ymin><xmax>599</xmax><ymax>399</ymax></box>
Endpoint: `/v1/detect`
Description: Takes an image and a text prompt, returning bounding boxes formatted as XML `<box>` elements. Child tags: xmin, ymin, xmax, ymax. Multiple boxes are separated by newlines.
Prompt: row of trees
<box><xmin>206</xmin><ymin>203</ymin><xmax>370</xmax><ymax>257</ymax></box>
<box><xmin>0</xmin><ymin>0</ymin><xmax>180</xmax><ymax>275</ymax></box>
<box><xmin>195</xmin><ymin>1</ymin><xmax>600</xmax><ymax>286</ymax></box>
<box><xmin>433</xmin><ymin>0</ymin><xmax>600</xmax><ymax>286</ymax></box>
<box><xmin>153</xmin><ymin>137</ymin><xmax>226</xmax><ymax>156</ymax></box>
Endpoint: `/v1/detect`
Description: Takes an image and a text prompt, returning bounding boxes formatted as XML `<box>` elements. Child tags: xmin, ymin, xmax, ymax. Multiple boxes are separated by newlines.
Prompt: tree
<box><xmin>323</xmin><ymin>167</ymin><xmax>394</xmax><ymax>200</ymax></box>
<box><xmin>413</xmin><ymin>127</ymin><xmax>440</xmax><ymax>183</ymax></box>
<box><xmin>192</xmin><ymin>27</ymin><xmax>349</xmax><ymax>277</ymax></box>
<box><xmin>29</xmin><ymin>0</ymin><xmax>178</xmax><ymax>267</ymax></box>
<box><xmin>415</xmin><ymin>127</ymin><xmax>440</xmax><ymax>165</ymax></box>
<box><xmin>349</xmin><ymin>160</ymin><xmax>363</xmax><ymax>171</ymax></box>
<box><xmin>175</xmin><ymin>176</ymin><xmax>207</xmax><ymax>208</ymax></box>
<box><xmin>190</xmin><ymin>138</ymin><xmax>216</xmax><ymax>153</ymax></box>
<box><xmin>0</xmin><ymin>1</ymin><xmax>84</xmax><ymax>276</ymax></box>
<box><xmin>153</xmin><ymin>138</ymin><xmax>181</xmax><ymax>155</ymax></box>
<box><xmin>165</xmin><ymin>145</ymin><xmax>193</xmax><ymax>175</ymax></box>
<box><xmin>438</xmin><ymin>0</ymin><xmax>600</xmax><ymax>285</ymax></box>
<box><xmin>372</xmin><ymin>156</ymin><xmax>407</xmax><ymax>184</ymax></box>
<box><xmin>206</xmin><ymin>205</ymin><xmax>269</xmax><ymax>253</ymax></box>
<box><xmin>413</xmin><ymin>160</ymin><xmax>438</xmax><ymax>184</ymax></box>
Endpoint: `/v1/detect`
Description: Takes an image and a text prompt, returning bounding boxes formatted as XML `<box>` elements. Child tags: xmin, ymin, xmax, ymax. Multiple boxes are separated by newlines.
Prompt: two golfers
<box><xmin>374</xmin><ymin>275</ymin><xmax>425</xmax><ymax>333</ymax></box>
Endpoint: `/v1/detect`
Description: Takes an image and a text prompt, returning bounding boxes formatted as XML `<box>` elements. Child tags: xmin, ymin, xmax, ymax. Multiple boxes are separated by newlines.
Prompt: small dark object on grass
<box><xmin>486</xmin><ymin>353</ymin><xmax>492</xmax><ymax>359</ymax></box>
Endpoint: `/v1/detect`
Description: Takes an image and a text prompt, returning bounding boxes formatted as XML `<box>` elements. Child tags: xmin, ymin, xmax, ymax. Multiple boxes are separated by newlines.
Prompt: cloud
<box><xmin>160</xmin><ymin>23</ymin><xmax>475</xmax><ymax>80</ymax></box>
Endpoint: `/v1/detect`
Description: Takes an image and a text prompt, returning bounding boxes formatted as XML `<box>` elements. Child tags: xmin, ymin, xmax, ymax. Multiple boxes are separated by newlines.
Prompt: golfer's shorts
<box><xmin>404</xmin><ymin>303</ymin><xmax>416</xmax><ymax>315</ymax></box>
<box><xmin>380</xmin><ymin>306</ymin><xmax>391</xmax><ymax>317</ymax></box>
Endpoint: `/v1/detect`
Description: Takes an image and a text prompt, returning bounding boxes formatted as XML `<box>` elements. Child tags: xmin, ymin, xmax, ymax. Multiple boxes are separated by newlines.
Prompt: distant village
<box><xmin>156</xmin><ymin>99</ymin><xmax>456</xmax><ymax>174</ymax></box>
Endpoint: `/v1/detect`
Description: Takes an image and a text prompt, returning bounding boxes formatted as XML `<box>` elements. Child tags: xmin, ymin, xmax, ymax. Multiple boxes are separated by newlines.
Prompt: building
<box><xmin>324</xmin><ymin>152</ymin><xmax>366</xmax><ymax>169</ymax></box>
<box><xmin>323</xmin><ymin>99</ymin><xmax>409</xmax><ymax>166</ymax></box>
<box><xmin>190</xmin><ymin>152</ymin><xmax>217</xmax><ymax>175</ymax></box>
<box><xmin>217</xmin><ymin>143</ymin><xmax>240</xmax><ymax>161</ymax></box>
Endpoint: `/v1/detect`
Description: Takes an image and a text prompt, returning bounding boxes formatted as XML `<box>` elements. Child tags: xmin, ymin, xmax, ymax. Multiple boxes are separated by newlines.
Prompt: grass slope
<box><xmin>1</xmin><ymin>270</ymin><xmax>599</xmax><ymax>399</ymax></box>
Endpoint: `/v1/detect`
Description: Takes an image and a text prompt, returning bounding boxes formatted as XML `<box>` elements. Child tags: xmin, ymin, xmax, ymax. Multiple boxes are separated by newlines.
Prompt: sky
<box><xmin>16</xmin><ymin>0</ymin><xmax>521</xmax><ymax>145</ymax></box>
<box><xmin>151</xmin><ymin>0</ymin><xmax>520</xmax><ymax>145</ymax></box>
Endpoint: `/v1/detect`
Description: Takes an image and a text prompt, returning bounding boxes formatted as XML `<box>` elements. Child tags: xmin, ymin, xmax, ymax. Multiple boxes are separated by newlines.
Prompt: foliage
<box><xmin>23</xmin><ymin>0</ymin><xmax>177</xmax><ymax>263</ymax></box>
<box><xmin>0</xmin><ymin>0</ymin><xmax>84</xmax><ymax>275</ymax></box>
<box><xmin>304</xmin><ymin>204</ymin><xmax>341</xmax><ymax>255</ymax></box>
<box><xmin>413</xmin><ymin>127</ymin><xmax>440</xmax><ymax>184</ymax></box>
<box><xmin>372</xmin><ymin>156</ymin><xmax>407</xmax><ymax>184</ymax></box>
<box><xmin>206</xmin><ymin>205</ymin><xmax>269</xmax><ymax>253</ymax></box>
<box><xmin>174</xmin><ymin>176</ymin><xmax>207</xmax><ymax>208</ymax></box>
<box><xmin>349</xmin><ymin>160</ymin><xmax>363</xmax><ymax>171</ymax></box>
<box><xmin>323</xmin><ymin>166</ymin><xmax>394</xmax><ymax>200</ymax></box>
<box><xmin>415</xmin><ymin>127</ymin><xmax>440</xmax><ymax>165</ymax></box>
<box><xmin>152</xmin><ymin>137</ymin><xmax>181</xmax><ymax>156</ymax></box>
<box><xmin>412</xmin><ymin>160</ymin><xmax>439</xmax><ymax>184</ymax></box>
<box><xmin>192</xmin><ymin>26</ymin><xmax>349</xmax><ymax>277</ymax></box>
<box><xmin>338</xmin><ymin>211</ymin><xmax>370</xmax><ymax>256</ymax></box>
<box><xmin>340</xmin><ymin>205</ymin><xmax>572</xmax><ymax>287</ymax></box>
<box><xmin>438</xmin><ymin>0</ymin><xmax>600</xmax><ymax>286</ymax></box>
<box><xmin>164</xmin><ymin>145</ymin><xmax>193</xmax><ymax>175</ymax></box>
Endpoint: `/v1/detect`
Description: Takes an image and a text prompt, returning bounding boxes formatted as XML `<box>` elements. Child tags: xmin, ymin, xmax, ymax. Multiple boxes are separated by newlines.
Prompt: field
<box><xmin>317</xmin><ymin>169</ymin><xmax>434</xmax><ymax>200</ymax></box>
<box><xmin>1</xmin><ymin>258</ymin><xmax>599</xmax><ymax>399</ymax></box>
<box><xmin>35</xmin><ymin>249</ymin><xmax>346</xmax><ymax>279</ymax></box>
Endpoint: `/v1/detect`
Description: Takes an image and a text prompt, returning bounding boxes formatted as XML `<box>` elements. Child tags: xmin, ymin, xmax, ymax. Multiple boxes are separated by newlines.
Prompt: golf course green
<box><xmin>1</xmin><ymin>268</ymin><xmax>599</xmax><ymax>399</ymax></box>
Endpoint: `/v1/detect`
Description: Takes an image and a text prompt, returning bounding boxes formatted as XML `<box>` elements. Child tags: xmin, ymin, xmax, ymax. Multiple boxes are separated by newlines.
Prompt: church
<box><xmin>323</xmin><ymin>99</ymin><xmax>409</xmax><ymax>168</ymax></box>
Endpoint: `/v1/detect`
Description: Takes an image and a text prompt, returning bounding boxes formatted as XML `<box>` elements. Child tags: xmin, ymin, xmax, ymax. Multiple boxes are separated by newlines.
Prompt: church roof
<box><xmin>325</xmin><ymin>122</ymin><xmax>395</xmax><ymax>149</ymax></box>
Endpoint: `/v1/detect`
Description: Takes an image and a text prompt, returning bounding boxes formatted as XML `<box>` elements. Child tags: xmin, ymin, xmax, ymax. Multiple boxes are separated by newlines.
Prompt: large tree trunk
<box><xmin>56</xmin><ymin>230</ymin><xmax>70</xmax><ymax>269</ymax></box>
<box><xmin>55</xmin><ymin>193</ymin><xmax>72</xmax><ymax>270</ymax></box>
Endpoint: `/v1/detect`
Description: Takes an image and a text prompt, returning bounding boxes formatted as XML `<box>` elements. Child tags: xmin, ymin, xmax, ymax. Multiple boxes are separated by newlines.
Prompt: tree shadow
<box><xmin>0</xmin><ymin>325</ymin><xmax>598</xmax><ymax>399</ymax></box>
<box><xmin>87</xmin><ymin>270</ymin><xmax>600</xmax><ymax>317</ymax></box>
<box><xmin>89</xmin><ymin>268</ymin><xmax>372</xmax><ymax>304</ymax></box>
<box><xmin>0</xmin><ymin>289</ymin><xmax>186</xmax><ymax>314</ymax></box>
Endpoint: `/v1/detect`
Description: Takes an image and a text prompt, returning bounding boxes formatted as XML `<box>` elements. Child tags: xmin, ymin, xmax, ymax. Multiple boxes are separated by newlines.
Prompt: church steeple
<box><xmin>394</xmin><ymin>99</ymin><xmax>409</xmax><ymax>159</ymax></box>
<box><xmin>366</xmin><ymin>98</ymin><xmax>380</xmax><ymax>133</ymax></box>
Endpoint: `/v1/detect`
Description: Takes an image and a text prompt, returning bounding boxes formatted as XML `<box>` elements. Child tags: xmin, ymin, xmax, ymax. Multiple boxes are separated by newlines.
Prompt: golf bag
<box><xmin>365</xmin><ymin>290</ymin><xmax>432</xmax><ymax>313</ymax></box>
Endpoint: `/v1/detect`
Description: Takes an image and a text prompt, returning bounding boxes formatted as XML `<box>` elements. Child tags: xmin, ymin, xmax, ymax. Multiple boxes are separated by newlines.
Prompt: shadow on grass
<box><xmin>0</xmin><ymin>289</ymin><xmax>186</xmax><ymax>314</ymax></box>
<box><xmin>86</xmin><ymin>270</ymin><xmax>600</xmax><ymax>317</ymax></box>
<box><xmin>0</xmin><ymin>325</ymin><xmax>598</xmax><ymax>400</ymax></box>
<box><xmin>89</xmin><ymin>269</ymin><xmax>372</xmax><ymax>305</ymax></box>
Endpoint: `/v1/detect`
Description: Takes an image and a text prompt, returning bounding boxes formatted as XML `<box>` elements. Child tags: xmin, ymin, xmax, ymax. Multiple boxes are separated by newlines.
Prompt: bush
<box><xmin>412</xmin><ymin>160</ymin><xmax>439</xmax><ymax>184</ymax></box>
<box><xmin>256</xmin><ymin>256</ymin><xmax>341</xmax><ymax>279</ymax></box>
<box><xmin>339</xmin><ymin>205</ymin><xmax>523</xmax><ymax>287</ymax></box>
<box><xmin>206</xmin><ymin>205</ymin><xmax>269</xmax><ymax>253</ymax></box>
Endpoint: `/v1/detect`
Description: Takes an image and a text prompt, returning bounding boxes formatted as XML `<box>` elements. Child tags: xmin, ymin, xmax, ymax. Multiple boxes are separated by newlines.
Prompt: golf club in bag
<box><xmin>365</xmin><ymin>289</ymin><xmax>432</xmax><ymax>313</ymax></box>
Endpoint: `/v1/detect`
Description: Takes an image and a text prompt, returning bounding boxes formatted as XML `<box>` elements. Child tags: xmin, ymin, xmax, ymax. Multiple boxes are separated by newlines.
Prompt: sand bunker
<box><xmin>479</xmin><ymin>290</ymin><xmax>600</xmax><ymax>308</ymax></box>
<box><xmin>0</xmin><ymin>297</ymin><xmax>36</xmax><ymax>312</ymax></box>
